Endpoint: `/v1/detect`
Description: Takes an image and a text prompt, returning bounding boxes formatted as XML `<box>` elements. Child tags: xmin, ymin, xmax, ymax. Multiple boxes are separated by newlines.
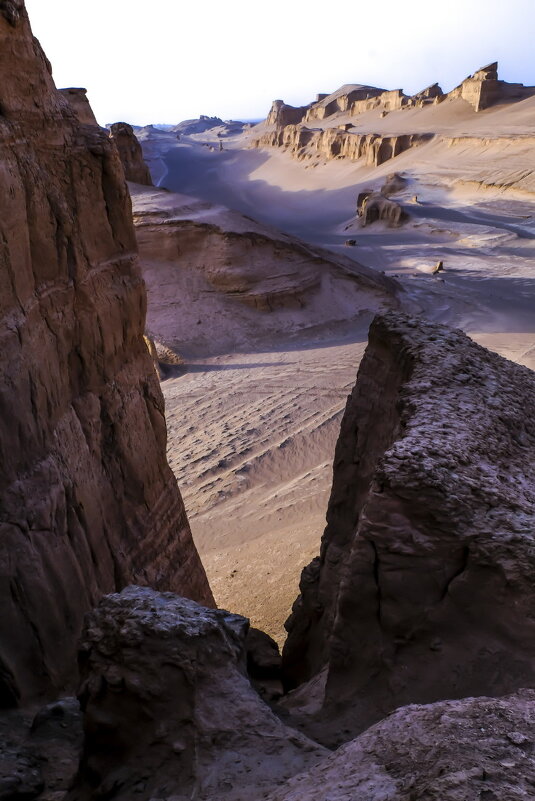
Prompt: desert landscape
<box><xmin>128</xmin><ymin>64</ymin><xmax>535</xmax><ymax>643</ymax></box>
<box><xmin>0</xmin><ymin>3</ymin><xmax>534</xmax><ymax>800</ymax></box>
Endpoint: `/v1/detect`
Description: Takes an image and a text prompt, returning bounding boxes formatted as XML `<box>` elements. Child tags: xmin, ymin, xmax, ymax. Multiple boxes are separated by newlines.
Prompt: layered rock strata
<box><xmin>266</xmin><ymin>691</ymin><xmax>535</xmax><ymax>801</ymax></box>
<box><xmin>283</xmin><ymin>313</ymin><xmax>535</xmax><ymax>741</ymax></box>
<box><xmin>109</xmin><ymin>121</ymin><xmax>153</xmax><ymax>185</ymax></box>
<box><xmin>0</xmin><ymin>2</ymin><xmax>212</xmax><ymax>707</ymax></box>
<box><xmin>252</xmin><ymin>126</ymin><xmax>432</xmax><ymax>167</ymax></box>
<box><xmin>70</xmin><ymin>586</ymin><xmax>326</xmax><ymax>801</ymax></box>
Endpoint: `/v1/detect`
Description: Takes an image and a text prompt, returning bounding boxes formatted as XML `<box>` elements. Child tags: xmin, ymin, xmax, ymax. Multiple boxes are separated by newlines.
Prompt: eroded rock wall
<box><xmin>0</xmin><ymin>2</ymin><xmax>212</xmax><ymax>707</ymax></box>
<box><xmin>109</xmin><ymin>122</ymin><xmax>153</xmax><ymax>185</ymax></box>
<box><xmin>283</xmin><ymin>313</ymin><xmax>535</xmax><ymax>741</ymax></box>
<box><xmin>252</xmin><ymin>126</ymin><xmax>432</xmax><ymax>166</ymax></box>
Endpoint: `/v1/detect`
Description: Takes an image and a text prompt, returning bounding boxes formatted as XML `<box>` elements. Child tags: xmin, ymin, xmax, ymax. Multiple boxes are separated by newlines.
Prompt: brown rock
<box><xmin>59</xmin><ymin>88</ymin><xmax>98</xmax><ymax>126</ymax></box>
<box><xmin>109</xmin><ymin>121</ymin><xmax>153</xmax><ymax>185</ymax></box>
<box><xmin>266</xmin><ymin>100</ymin><xmax>309</xmax><ymax>127</ymax></box>
<box><xmin>265</xmin><ymin>691</ymin><xmax>535</xmax><ymax>801</ymax></box>
<box><xmin>358</xmin><ymin>192</ymin><xmax>407</xmax><ymax>227</ymax></box>
<box><xmin>70</xmin><ymin>586</ymin><xmax>327</xmax><ymax>801</ymax></box>
<box><xmin>253</xmin><ymin>126</ymin><xmax>432</xmax><ymax>168</ymax></box>
<box><xmin>283</xmin><ymin>313</ymin><xmax>535</xmax><ymax>743</ymax></box>
<box><xmin>448</xmin><ymin>61</ymin><xmax>534</xmax><ymax>112</ymax></box>
<box><xmin>0</xmin><ymin>1</ymin><xmax>212</xmax><ymax>707</ymax></box>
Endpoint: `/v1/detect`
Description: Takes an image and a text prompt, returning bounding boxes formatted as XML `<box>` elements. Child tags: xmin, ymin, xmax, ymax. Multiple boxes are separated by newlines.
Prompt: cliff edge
<box><xmin>0</xmin><ymin>1</ymin><xmax>212</xmax><ymax>707</ymax></box>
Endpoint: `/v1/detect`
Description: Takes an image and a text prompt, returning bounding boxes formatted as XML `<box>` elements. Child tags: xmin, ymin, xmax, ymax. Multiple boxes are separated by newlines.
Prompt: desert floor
<box><xmin>140</xmin><ymin>119</ymin><xmax>535</xmax><ymax>643</ymax></box>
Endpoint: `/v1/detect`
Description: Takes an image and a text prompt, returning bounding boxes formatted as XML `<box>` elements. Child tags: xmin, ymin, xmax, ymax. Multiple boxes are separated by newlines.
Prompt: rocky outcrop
<box><xmin>0</xmin><ymin>2</ymin><xmax>212</xmax><ymax>707</ymax></box>
<box><xmin>109</xmin><ymin>121</ymin><xmax>153</xmax><ymax>185</ymax></box>
<box><xmin>267</xmin><ymin>100</ymin><xmax>309</xmax><ymax>127</ymax></box>
<box><xmin>304</xmin><ymin>84</ymin><xmax>385</xmax><ymax>121</ymax></box>
<box><xmin>253</xmin><ymin>126</ymin><xmax>432</xmax><ymax>166</ymax></box>
<box><xmin>357</xmin><ymin>192</ymin><xmax>407</xmax><ymax>227</ymax></box>
<box><xmin>59</xmin><ymin>88</ymin><xmax>98</xmax><ymax>125</ymax></box>
<box><xmin>449</xmin><ymin>61</ymin><xmax>534</xmax><ymax>112</ymax></box>
<box><xmin>71</xmin><ymin>586</ymin><xmax>326</xmax><ymax>801</ymax></box>
<box><xmin>266</xmin><ymin>691</ymin><xmax>535</xmax><ymax>800</ymax></box>
<box><xmin>282</xmin><ymin>313</ymin><xmax>535</xmax><ymax>742</ymax></box>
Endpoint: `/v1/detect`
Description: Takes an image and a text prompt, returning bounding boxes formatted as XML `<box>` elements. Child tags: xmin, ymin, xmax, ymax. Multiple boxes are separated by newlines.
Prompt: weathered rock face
<box><xmin>0</xmin><ymin>2</ymin><xmax>212</xmax><ymax>707</ymax></box>
<box><xmin>449</xmin><ymin>61</ymin><xmax>534</xmax><ymax>112</ymax></box>
<box><xmin>70</xmin><ymin>587</ymin><xmax>326</xmax><ymax>801</ymax></box>
<box><xmin>283</xmin><ymin>313</ymin><xmax>535</xmax><ymax>742</ymax></box>
<box><xmin>266</xmin><ymin>99</ymin><xmax>309</xmax><ymax>127</ymax></box>
<box><xmin>59</xmin><ymin>88</ymin><xmax>98</xmax><ymax>125</ymax></box>
<box><xmin>253</xmin><ymin>125</ymin><xmax>432</xmax><ymax>167</ymax></box>
<box><xmin>109</xmin><ymin>121</ymin><xmax>153</xmax><ymax>185</ymax></box>
<box><xmin>357</xmin><ymin>192</ymin><xmax>407</xmax><ymax>227</ymax></box>
<box><xmin>304</xmin><ymin>84</ymin><xmax>386</xmax><ymax>121</ymax></box>
<box><xmin>265</xmin><ymin>691</ymin><xmax>535</xmax><ymax>801</ymax></box>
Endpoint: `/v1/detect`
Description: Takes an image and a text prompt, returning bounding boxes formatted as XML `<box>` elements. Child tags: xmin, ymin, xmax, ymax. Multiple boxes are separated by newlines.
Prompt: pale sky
<box><xmin>25</xmin><ymin>0</ymin><xmax>535</xmax><ymax>127</ymax></box>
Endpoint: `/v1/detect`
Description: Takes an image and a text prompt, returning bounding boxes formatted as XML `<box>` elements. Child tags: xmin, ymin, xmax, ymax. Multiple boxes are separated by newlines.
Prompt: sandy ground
<box><xmin>138</xmin><ymin>105</ymin><xmax>535</xmax><ymax>643</ymax></box>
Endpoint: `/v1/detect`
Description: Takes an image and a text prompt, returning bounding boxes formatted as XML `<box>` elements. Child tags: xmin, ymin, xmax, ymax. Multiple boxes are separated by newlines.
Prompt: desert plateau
<box><xmin>0</xmin><ymin>2</ymin><xmax>534</xmax><ymax>799</ymax></box>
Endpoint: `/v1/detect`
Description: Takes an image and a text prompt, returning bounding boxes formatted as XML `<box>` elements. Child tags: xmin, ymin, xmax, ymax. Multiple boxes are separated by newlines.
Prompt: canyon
<box><xmin>0</xmin><ymin>2</ymin><xmax>534</xmax><ymax>800</ymax></box>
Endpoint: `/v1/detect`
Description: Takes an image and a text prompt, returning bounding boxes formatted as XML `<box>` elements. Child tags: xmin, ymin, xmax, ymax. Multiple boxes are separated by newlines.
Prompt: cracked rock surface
<box><xmin>69</xmin><ymin>586</ymin><xmax>326</xmax><ymax>801</ymax></box>
<box><xmin>283</xmin><ymin>312</ymin><xmax>535</xmax><ymax>743</ymax></box>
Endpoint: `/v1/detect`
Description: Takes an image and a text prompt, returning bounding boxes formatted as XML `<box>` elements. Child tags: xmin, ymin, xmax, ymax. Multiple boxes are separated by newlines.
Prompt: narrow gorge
<box><xmin>0</xmin><ymin>3</ymin><xmax>534</xmax><ymax>801</ymax></box>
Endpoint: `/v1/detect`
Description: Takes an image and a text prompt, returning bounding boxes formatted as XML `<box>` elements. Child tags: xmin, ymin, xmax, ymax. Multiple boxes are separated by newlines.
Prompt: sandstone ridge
<box><xmin>0</xmin><ymin>1</ymin><xmax>212</xmax><ymax>707</ymax></box>
<box><xmin>283</xmin><ymin>312</ymin><xmax>535</xmax><ymax>743</ymax></box>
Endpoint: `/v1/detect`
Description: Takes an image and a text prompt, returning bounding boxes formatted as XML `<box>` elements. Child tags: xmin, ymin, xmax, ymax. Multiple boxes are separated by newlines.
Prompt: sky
<box><xmin>25</xmin><ymin>0</ymin><xmax>535</xmax><ymax>127</ymax></box>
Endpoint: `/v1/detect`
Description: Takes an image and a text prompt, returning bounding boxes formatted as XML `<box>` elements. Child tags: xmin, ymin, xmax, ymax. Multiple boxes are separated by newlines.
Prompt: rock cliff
<box><xmin>283</xmin><ymin>313</ymin><xmax>535</xmax><ymax>742</ymax></box>
<box><xmin>0</xmin><ymin>1</ymin><xmax>212</xmax><ymax>707</ymax></box>
<box><xmin>70</xmin><ymin>586</ymin><xmax>326</xmax><ymax>801</ymax></box>
<box><xmin>252</xmin><ymin>126</ymin><xmax>432</xmax><ymax>167</ymax></box>
<box><xmin>109</xmin><ymin>121</ymin><xmax>153</xmax><ymax>185</ymax></box>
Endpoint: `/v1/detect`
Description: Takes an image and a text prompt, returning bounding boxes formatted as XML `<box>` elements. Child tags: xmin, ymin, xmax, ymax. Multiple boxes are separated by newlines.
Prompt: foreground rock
<box><xmin>265</xmin><ymin>691</ymin><xmax>535</xmax><ymax>801</ymax></box>
<box><xmin>0</xmin><ymin>2</ymin><xmax>212</xmax><ymax>706</ymax></box>
<box><xmin>109</xmin><ymin>121</ymin><xmax>153</xmax><ymax>184</ymax></box>
<box><xmin>283</xmin><ymin>312</ymin><xmax>535</xmax><ymax>743</ymax></box>
<box><xmin>69</xmin><ymin>587</ymin><xmax>326</xmax><ymax>801</ymax></box>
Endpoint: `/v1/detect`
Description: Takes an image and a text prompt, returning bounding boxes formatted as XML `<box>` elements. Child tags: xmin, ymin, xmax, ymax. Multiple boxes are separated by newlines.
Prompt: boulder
<box><xmin>70</xmin><ymin>586</ymin><xmax>326</xmax><ymax>801</ymax></box>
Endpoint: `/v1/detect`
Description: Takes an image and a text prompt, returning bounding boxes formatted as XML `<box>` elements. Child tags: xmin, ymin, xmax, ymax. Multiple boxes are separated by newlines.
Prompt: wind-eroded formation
<box><xmin>252</xmin><ymin>63</ymin><xmax>535</xmax><ymax>188</ymax></box>
<box><xmin>0</xmin><ymin>4</ymin><xmax>534</xmax><ymax>801</ymax></box>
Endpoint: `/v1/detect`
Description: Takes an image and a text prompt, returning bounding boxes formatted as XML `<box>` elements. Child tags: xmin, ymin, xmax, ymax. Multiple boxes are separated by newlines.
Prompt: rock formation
<box><xmin>357</xmin><ymin>192</ymin><xmax>407</xmax><ymax>227</ymax></box>
<box><xmin>267</xmin><ymin>100</ymin><xmax>309</xmax><ymax>127</ymax></box>
<box><xmin>109</xmin><ymin>121</ymin><xmax>153</xmax><ymax>185</ymax></box>
<box><xmin>283</xmin><ymin>313</ymin><xmax>535</xmax><ymax>743</ymax></box>
<box><xmin>0</xmin><ymin>1</ymin><xmax>212</xmax><ymax>707</ymax></box>
<box><xmin>265</xmin><ymin>691</ymin><xmax>535</xmax><ymax>801</ymax></box>
<box><xmin>70</xmin><ymin>586</ymin><xmax>326</xmax><ymax>801</ymax></box>
<box><xmin>59</xmin><ymin>88</ymin><xmax>98</xmax><ymax>125</ymax></box>
<box><xmin>304</xmin><ymin>85</ymin><xmax>386</xmax><ymax>121</ymax></box>
<box><xmin>252</xmin><ymin>126</ymin><xmax>432</xmax><ymax>167</ymax></box>
<box><xmin>449</xmin><ymin>62</ymin><xmax>534</xmax><ymax>112</ymax></box>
